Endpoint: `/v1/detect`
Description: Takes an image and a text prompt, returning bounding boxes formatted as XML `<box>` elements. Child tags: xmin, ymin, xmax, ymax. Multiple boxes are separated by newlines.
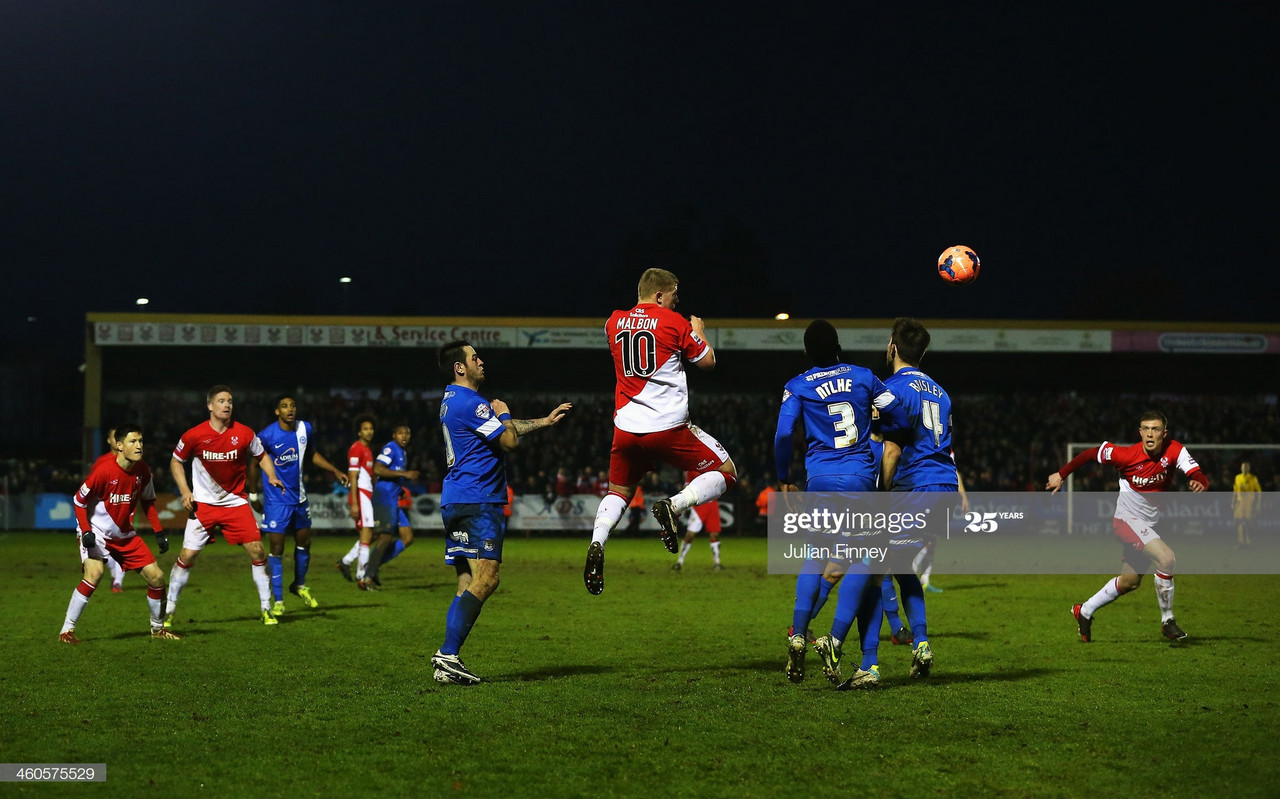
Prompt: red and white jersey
<box><xmin>74</xmin><ymin>457</ymin><xmax>156</xmax><ymax>540</ymax></box>
<box><xmin>608</xmin><ymin>303</ymin><xmax>710</xmax><ymax>434</ymax></box>
<box><xmin>348</xmin><ymin>440</ymin><xmax>374</xmax><ymax>492</ymax></box>
<box><xmin>1097</xmin><ymin>439</ymin><xmax>1201</xmax><ymax>524</ymax></box>
<box><xmin>172</xmin><ymin>421</ymin><xmax>263</xmax><ymax>507</ymax></box>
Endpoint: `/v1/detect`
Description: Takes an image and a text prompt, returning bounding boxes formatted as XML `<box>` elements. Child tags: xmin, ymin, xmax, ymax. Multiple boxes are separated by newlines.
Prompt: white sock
<box><xmin>671</xmin><ymin>472</ymin><xmax>727</xmax><ymax>515</ymax></box>
<box><xmin>592</xmin><ymin>494</ymin><xmax>628</xmax><ymax>546</ymax></box>
<box><xmin>167</xmin><ymin>559</ymin><xmax>191</xmax><ymax>613</ymax></box>
<box><xmin>1154</xmin><ymin>571</ymin><xmax>1175</xmax><ymax>622</ymax></box>
<box><xmin>107</xmin><ymin>556</ymin><xmax>124</xmax><ymax>587</ymax></box>
<box><xmin>342</xmin><ymin>541</ymin><xmax>360</xmax><ymax>565</ymax></box>
<box><xmin>1081</xmin><ymin>577</ymin><xmax>1123</xmax><ymax>618</ymax></box>
<box><xmin>710</xmin><ymin>539</ymin><xmax>721</xmax><ymax>564</ymax></box>
<box><xmin>147</xmin><ymin>586</ymin><xmax>165</xmax><ymax>629</ymax></box>
<box><xmin>356</xmin><ymin>543</ymin><xmax>369</xmax><ymax>579</ymax></box>
<box><xmin>251</xmin><ymin>561</ymin><xmax>271</xmax><ymax>609</ymax></box>
<box><xmin>677</xmin><ymin>541</ymin><xmax>692</xmax><ymax>564</ymax></box>
<box><xmin>62</xmin><ymin>580</ymin><xmax>94</xmax><ymax>633</ymax></box>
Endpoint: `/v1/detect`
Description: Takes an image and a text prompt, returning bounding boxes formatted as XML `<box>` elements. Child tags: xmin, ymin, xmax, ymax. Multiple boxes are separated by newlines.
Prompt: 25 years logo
<box><xmin>962</xmin><ymin>510</ymin><xmax>1025</xmax><ymax>533</ymax></box>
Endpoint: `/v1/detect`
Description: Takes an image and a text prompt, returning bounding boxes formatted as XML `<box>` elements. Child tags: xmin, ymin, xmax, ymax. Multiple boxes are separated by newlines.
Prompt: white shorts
<box><xmin>355</xmin><ymin>490</ymin><xmax>374</xmax><ymax>529</ymax></box>
<box><xmin>181</xmin><ymin>516</ymin><xmax>216</xmax><ymax>553</ymax></box>
<box><xmin>79</xmin><ymin>535</ymin><xmax>109</xmax><ymax>563</ymax></box>
<box><xmin>1114</xmin><ymin>515</ymin><xmax>1161</xmax><ymax>550</ymax></box>
<box><xmin>685</xmin><ymin>508</ymin><xmax>704</xmax><ymax>534</ymax></box>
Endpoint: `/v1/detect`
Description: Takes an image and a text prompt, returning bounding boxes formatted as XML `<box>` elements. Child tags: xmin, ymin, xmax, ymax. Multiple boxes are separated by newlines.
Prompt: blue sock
<box><xmin>294</xmin><ymin>546</ymin><xmax>310</xmax><ymax>585</ymax></box>
<box><xmin>442</xmin><ymin>591</ymin><xmax>484</xmax><ymax>655</ymax></box>
<box><xmin>380</xmin><ymin>539</ymin><xmax>406</xmax><ymax>565</ymax></box>
<box><xmin>858</xmin><ymin>582</ymin><xmax>884</xmax><ymax>670</ymax></box>
<box><xmin>896</xmin><ymin>572</ymin><xmax>928</xmax><ymax>644</ymax></box>
<box><xmin>830</xmin><ymin>572</ymin><xmax>872</xmax><ymax>644</ymax></box>
<box><xmin>268</xmin><ymin>555</ymin><xmax>283</xmax><ymax>602</ymax></box>
<box><xmin>881</xmin><ymin>575</ymin><xmax>902</xmax><ymax>633</ymax></box>
<box><xmin>442</xmin><ymin>594</ymin><xmax>460</xmax><ymax>647</ymax></box>
<box><xmin>792</xmin><ymin>571</ymin><xmax>822</xmax><ymax>635</ymax></box>
<box><xmin>812</xmin><ymin>576</ymin><xmax>836</xmax><ymax>619</ymax></box>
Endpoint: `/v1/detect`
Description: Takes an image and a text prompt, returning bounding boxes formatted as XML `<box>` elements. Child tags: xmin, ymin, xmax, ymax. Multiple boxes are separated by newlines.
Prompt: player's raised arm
<box><xmin>689</xmin><ymin>315</ymin><xmax>716</xmax><ymax>370</ymax></box>
<box><xmin>1047</xmin><ymin>445</ymin><xmax>1101</xmax><ymax>492</ymax></box>
<box><xmin>489</xmin><ymin>399</ymin><xmax>572</xmax><ymax>452</ymax></box>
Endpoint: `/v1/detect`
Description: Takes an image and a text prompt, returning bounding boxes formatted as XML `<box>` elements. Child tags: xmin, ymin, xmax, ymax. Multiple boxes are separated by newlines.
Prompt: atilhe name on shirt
<box><xmin>814</xmin><ymin>379</ymin><xmax>853</xmax><ymax>399</ymax></box>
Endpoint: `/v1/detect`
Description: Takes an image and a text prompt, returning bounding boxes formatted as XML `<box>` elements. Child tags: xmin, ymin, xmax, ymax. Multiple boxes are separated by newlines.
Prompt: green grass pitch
<box><xmin>2</xmin><ymin>531</ymin><xmax>1278</xmax><ymax>798</ymax></box>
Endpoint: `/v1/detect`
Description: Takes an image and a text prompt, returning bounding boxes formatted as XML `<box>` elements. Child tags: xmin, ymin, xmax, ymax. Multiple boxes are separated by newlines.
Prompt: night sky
<box><xmin>2</xmin><ymin>3</ymin><xmax>1276</xmax><ymax>367</ymax></box>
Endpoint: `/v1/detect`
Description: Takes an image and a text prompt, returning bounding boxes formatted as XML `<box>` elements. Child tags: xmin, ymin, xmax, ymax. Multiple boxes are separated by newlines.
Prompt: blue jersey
<box><xmin>880</xmin><ymin>367</ymin><xmax>957</xmax><ymax>490</ymax></box>
<box><xmin>870</xmin><ymin>435</ymin><xmax>884</xmax><ymax>488</ymax></box>
<box><xmin>440</xmin><ymin>385</ymin><xmax>508</xmax><ymax>505</ymax></box>
<box><xmin>373</xmin><ymin>439</ymin><xmax>409</xmax><ymax>506</ymax></box>
<box><xmin>257</xmin><ymin>420</ymin><xmax>314</xmax><ymax>506</ymax></box>
<box><xmin>773</xmin><ymin>363</ymin><xmax>897</xmax><ymax>484</ymax></box>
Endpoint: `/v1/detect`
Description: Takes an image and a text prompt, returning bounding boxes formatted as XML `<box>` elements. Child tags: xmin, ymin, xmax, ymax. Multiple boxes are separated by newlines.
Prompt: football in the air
<box><xmin>937</xmin><ymin>246</ymin><xmax>980</xmax><ymax>285</ymax></box>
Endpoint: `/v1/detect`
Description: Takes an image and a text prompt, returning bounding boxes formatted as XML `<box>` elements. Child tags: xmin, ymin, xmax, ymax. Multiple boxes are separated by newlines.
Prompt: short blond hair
<box><xmin>637</xmin><ymin>268</ymin><xmax>679</xmax><ymax>300</ymax></box>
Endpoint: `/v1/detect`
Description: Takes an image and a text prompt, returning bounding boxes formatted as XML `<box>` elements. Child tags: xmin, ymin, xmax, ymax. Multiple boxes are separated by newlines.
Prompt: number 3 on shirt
<box><xmin>827</xmin><ymin>402</ymin><xmax>858</xmax><ymax>449</ymax></box>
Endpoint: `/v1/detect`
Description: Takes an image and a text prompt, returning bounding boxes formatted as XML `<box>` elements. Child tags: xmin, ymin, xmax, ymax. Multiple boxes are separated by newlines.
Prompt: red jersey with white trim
<box><xmin>1096</xmin><ymin>439</ymin><xmax>1201</xmax><ymax>524</ymax></box>
<box><xmin>608</xmin><ymin>303</ymin><xmax>710</xmax><ymax>434</ymax></box>
<box><xmin>74</xmin><ymin>456</ymin><xmax>157</xmax><ymax>540</ymax></box>
<box><xmin>172</xmin><ymin>421</ymin><xmax>264</xmax><ymax>507</ymax></box>
<box><xmin>348</xmin><ymin>440</ymin><xmax>374</xmax><ymax>492</ymax></box>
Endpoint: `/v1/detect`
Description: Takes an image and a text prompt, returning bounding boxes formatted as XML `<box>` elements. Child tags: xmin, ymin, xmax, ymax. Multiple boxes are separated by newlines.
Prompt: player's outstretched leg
<box><xmin>584</xmin><ymin>542</ymin><xmax>605</xmax><ymax>595</ymax></box>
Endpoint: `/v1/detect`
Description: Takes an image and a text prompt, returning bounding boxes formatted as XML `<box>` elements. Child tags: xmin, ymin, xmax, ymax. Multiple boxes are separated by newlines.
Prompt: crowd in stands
<box><xmin>4</xmin><ymin>389</ymin><xmax>1277</xmax><ymax>531</ymax></box>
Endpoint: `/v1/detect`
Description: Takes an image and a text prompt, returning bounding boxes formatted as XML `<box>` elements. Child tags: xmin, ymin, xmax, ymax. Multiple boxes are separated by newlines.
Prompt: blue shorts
<box><xmin>797</xmin><ymin>473</ymin><xmax>878</xmax><ymax>566</ymax></box>
<box><xmin>260</xmin><ymin>501</ymin><xmax>312</xmax><ymax>535</ymax></box>
<box><xmin>442</xmin><ymin>503</ymin><xmax>506</xmax><ymax>564</ymax></box>
<box><xmin>373</xmin><ymin>502</ymin><xmax>410</xmax><ymax>534</ymax></box>
<box><xmin>887</xmin><ymin>484</ymin><xmax>957</xmax><ymax>561</ymax></box>
<box><xmin>806</xmin><ymin>473</ymin><xmax>877</xmax><ymax>493</ymax></box>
